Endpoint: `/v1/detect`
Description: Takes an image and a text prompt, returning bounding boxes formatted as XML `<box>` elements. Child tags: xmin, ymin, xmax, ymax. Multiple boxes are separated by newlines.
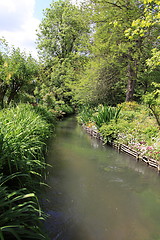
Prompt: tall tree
<box><xmin>93</xmin><ymin>0</ymin><xmax>145</xmax><ymax>102</ymax></box>
<box><xmin>125</xmin><ymin>0</ymin><xmax>160</xmax><ymax>68</ymax></box>
<box><xmin>36</xmin><ymin>0</ymin><xmax>90</xmax><ymax>104</ymax></box>
<box><xmin>75</xmin><ymin>0</ymin><xmax>159</xmax><ymax>105</ymax></box>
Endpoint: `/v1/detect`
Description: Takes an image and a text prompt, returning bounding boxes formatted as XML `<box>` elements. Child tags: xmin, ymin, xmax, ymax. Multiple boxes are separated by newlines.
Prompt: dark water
<box><xmin>43</xmin><ymin>118</ymin><xmax>160</xmax><ymax>240</ymax></box>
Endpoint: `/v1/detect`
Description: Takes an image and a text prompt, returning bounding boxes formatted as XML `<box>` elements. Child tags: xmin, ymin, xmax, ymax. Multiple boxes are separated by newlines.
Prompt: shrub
<box><xmin>33</xmin><ymin>105</ymin><xmax>57</xmax><ymax>124</ymax></box>
<box><xmin>100</xmin><ymin>122</ymin><xmax>119</xmax><ymax>143</ymax></box>
<box><xmin>77</xmin><ymin>105</ymin><xmax>95</xmax><ymax>124</ymax></box>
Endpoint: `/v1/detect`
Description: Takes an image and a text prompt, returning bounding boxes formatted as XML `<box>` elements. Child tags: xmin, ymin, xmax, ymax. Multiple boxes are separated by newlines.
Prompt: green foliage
<box><xmin>124</xmin><ymin>0</ymin><xmax>160</xmax><ymax>97</ymax></box>
<box><xmin>92</xmin><ymin>105</ymin><xmax>122</xmax><ymax>128</ymax></box>
<box><xmin>0</xmin><ymin>41</ymin><xmax>39</xmax><ymax>108</ymax></box>
<box><xmin>100</xmin><ymin>122</ymin><xmax>119</xmax><ymax>143</ymax></box>
<box><xmin>77</xmin><ymin>105</ymin><xmax>95</xmax><ymax>124</ymax></box>
<box><xmin>143</xmin><ymin>83</ymin><xmax>160</xmax><ymax>126</ymax></box>
<box><xmin>54</xmin><ymin>101</ymin><xmax>74</xmax><ymax>116</ymax></box>
<box><xmin>37</xmin><ymin>0</ymin><xmax>90</xmax><ymax>61</ymax></box>
<box><xmin>115</xmin><ymin>102</ymin><xmax>160</xmax><ymax>160</ymax></box>
<box><xmin>36</xmin><ymin>0</ymin><xmax>90</xmax><ymax>107</ymax></box>
<box><xmin>34</xmin><ymin>104</ymin><xmax>57</xmax><ymax>124</ymax></box>
<box><xmin>147</xmin><ymin>49</ymin><xmax>160</xmax><ymax>69</ymax></box>
<box><xmin>79</xmin><ymin>101</ymin><xmax>160</xmax><ymax>160</ymax></box>
<box><xmin>77</xmin><ymin>104</ymin><xmax>121</xmax><ymax>129</ymax></box>
<box><xmin>0</xmin><ymin>173</ymin><xmax>48</xmax><ymax>240</ymax></box>
<box><xmin>0</xmin><ymin>104</ymin><xmax>51</xmax><ymax>178</ymax></box>
<box><xmin>71</xmin><ymin>0</ymin><xmax>160</xmax><ymax>105</ymax></box>
<box><xmin>0</xmin><ymin>104</ymin><xmax>55</xmax><ymax>240</ymax></box>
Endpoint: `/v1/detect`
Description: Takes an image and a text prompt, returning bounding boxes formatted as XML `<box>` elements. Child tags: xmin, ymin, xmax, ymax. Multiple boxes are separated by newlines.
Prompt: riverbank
<box><xmin>0</xmin><ymin>103</ymin><xmax>75</xmax><ymax>239</ymax></box>
<box><xmin>77</xmin><ymin>102</ymin><xmax>160</xmax><ymax>171</ymax></box>
<box><xmin>82</xmin><ymin>124</ymin><xmax>160</xmax><ymax>173</ymax></box>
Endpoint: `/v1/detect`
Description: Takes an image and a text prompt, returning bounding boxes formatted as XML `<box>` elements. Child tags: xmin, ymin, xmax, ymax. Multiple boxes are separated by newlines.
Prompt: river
<box><xmin>42</xmin><ymin>117</ymin><xmax>160</xmax><ymax>240</ymax></box>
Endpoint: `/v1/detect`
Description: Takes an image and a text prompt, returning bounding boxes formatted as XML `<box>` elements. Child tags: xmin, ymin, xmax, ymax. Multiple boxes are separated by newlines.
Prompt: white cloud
<box><xmin>0</xmin><ymin>0</ymin><xmax>40</xmax><ymax>58</ymax></box>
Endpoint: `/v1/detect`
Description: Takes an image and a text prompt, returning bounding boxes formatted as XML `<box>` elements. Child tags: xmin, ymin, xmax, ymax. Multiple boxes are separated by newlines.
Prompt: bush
<box><xmin>100</xmin><ymin>122</ymin><xmax>119</xmax><ymax>143</ymax></box>
<box><xmin>54</xmin><ymin>101</ymin><xmax>74</xmax><ymax>116</ymax></box>
<box><xmin>77</xmin><ymin>104</ymin><xmax>121</xmax><ymax>128</ymax></box>
<box><xmin>77</xmin><ymin>105</ymin><xmax>95</xmax><ymax>124</ymax></box>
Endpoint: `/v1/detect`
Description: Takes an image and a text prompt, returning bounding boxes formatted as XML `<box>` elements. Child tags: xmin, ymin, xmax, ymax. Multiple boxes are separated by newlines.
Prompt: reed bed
<box><xmin>0</xmin><ymin>104</ymin><xmax>51</xmax><ymax>176</ymax></box>
<box><xmin>0</xmin><ymin>104</ymin><xmax>54</xmax><ymax>240</ymax></box>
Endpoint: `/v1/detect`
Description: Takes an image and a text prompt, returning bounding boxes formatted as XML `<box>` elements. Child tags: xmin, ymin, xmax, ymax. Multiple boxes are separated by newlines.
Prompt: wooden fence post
<box><xmin>136</xmin><ymin>153</ymin><xmax>140</xmax><ymax>161</ymax></box>
<box><xmin>118</xmin><ymin>144</ymin><xmax>121</xmax><ymax>153</ymax></box>
<box><xmin>158</xmin><ymin>164</ymin><xmax>160</xmax><ymax>174</ymax></box>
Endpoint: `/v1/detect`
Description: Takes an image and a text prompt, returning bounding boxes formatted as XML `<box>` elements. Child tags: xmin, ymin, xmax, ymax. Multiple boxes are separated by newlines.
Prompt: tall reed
<box><xmin>0</xmin><ymin>104</ymin><xmax>51</xmax><ymax>179</ymax></box>
<box><xmin>0</xmin><ymin>173</ymin><xmax>48</xmax><ymax>240</ymax></box>
<box><xmin>0</xmin><ymin>104</ymin><xmax>54</xmax><ymax>239</ymax></box>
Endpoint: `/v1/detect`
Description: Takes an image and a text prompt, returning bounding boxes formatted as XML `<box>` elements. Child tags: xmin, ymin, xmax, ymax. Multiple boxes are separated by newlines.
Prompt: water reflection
<box><xmin>42</xmin><ymin>118</ymin><xmax>160</xmax><ymax>240</ymax></box>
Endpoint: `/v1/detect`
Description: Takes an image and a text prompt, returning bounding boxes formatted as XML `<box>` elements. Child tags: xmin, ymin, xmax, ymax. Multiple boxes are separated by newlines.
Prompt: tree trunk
<box><xmin>0</xmin><ymin>87</ymin><xmax>7</xmax><ymax>108</ymax></box>
<box><xmin>7</xmin><ymin>84</ymin><xmax>21</xmax><ymax>105</ymax></box>
<box><xmin>126</xmin><ymin>60</ymin><xmax>137</xmax><ymax>102</ymax></box>
<box><xmin>149</xmin><ymin>105</ymin><xmax>160</xmax><ymax>127</ymax></box>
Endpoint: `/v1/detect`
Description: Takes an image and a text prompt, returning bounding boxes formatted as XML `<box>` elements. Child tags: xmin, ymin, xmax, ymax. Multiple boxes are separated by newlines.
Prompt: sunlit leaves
<box><xmin>36</xmin><ymin>0</ymin><xmax>90</xmax><ymax>105</ymax></box>
<box><xmin>147</xmin><ymin>49</ymin><xmax>160</xmax><ymax>68</ymax></box>
<box><xmin>0</xmin><ymin>42</ymin><xmax>39</xmax><ymax>108</ymax></box>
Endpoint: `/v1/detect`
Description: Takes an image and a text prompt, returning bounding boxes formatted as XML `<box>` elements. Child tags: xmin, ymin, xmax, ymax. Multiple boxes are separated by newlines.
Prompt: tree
<box><xmin>75</xmin><ymin>0</ymin><xmax>160</xmax><ymax>105</ymax></box>
<box><xmin>125</xmin><ymin>0</ymin><xmax>160</xmax><ymax>96</ymax></box>
<box><xmin>75</xmin><ymin>0</ymin><xmax>145</xmax><ymax>104</ymax></box>
<box><xmin>0</xmin><ymin>38</ymin><xmax>9</xmax><ymax>108</ymax></box>
<box><xmin>36</xmin><ymin>0</ymin><xmax>90</xmax><ymax>105</ymax></box>
<box><xmin>0</xmin><ymin>40</ymin><xmax>39</xmax><ymax>108</ymax></box>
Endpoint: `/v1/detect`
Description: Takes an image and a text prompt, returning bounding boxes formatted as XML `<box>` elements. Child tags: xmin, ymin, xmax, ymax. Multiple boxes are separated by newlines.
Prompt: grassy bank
<box><xmin>0</xmin><ymin>104</ymin><xmax>56</xmax><ymax>240</ymax></box>
<box><xmin>77</xmin><ymin>102</ymin><xmax>160</xmax><ymax>161</ymax></box>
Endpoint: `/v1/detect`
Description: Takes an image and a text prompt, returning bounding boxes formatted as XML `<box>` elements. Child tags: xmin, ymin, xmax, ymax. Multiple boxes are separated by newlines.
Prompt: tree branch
<box><xmin>93</xmin><ymin>0</ymin><xmax>132</xmax><ymax>10</ymax></box>
<box><xmin>93</xmin><ymin>0</ymin><xmax>122</xmax><ymax>9</ymax></box>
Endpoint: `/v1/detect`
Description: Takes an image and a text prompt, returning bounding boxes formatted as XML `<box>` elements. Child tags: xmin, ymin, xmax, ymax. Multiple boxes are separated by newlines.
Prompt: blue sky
<box><xmin>0</xmin><ymin>0</ymin><xmax>58</xmax><ymax>58</ymax></box>
<box><xmin>34</xmin><ymin>0</ymin><xmax>53</xmax><ymax>21</ymax></box>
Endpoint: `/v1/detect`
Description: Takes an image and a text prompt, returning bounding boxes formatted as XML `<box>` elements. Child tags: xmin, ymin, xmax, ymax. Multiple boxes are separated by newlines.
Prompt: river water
<box><xmin>42</xmin><ymin>117</ymin><xmax>160</xmax><ymax>240</ymax></box>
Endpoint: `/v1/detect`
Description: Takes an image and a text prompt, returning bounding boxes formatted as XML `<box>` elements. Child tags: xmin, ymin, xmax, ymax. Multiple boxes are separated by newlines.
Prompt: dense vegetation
<box><xmin>0</xmin><ymin>104</ymin><xmax>55</xmax><ymax>239</ymax></box>
<box><xmin>0</xmin><ymin>0</ymin><xmax>160</xmax><ymax>239</ymax></box>
<box><xmin>36</xmin><ymin>0</ymin><xmax>159</xmax><ymax>160</ymax></box>
<box><xmin>36</xmin><ymin>0</ymin><xmax>160</xmax><ymax>107</ymax></box>
<box><xmin>77</xmin><ymin>101</ymin><xmax>160</xmax><ymax>161</ymax></box>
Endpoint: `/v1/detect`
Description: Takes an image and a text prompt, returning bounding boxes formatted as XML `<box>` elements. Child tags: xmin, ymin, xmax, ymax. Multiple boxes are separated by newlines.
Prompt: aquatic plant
<box><xmin>92</xmin><ymin>105</ymin><xmax>122</xmax><ymax>128</ymax></box>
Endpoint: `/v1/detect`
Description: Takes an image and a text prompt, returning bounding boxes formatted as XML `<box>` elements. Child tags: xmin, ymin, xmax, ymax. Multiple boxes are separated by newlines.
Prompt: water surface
<box><xmin>43</xmin><ymin>118</ymin><xmax>160</xmax><ymax>240</ymax></box>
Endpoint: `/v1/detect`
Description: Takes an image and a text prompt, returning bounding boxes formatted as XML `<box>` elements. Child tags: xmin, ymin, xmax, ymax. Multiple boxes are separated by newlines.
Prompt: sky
<box><xmin>0</xmin><ymin>0</ymin><xmax>79</xmax><ymax>58</ymax></box>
